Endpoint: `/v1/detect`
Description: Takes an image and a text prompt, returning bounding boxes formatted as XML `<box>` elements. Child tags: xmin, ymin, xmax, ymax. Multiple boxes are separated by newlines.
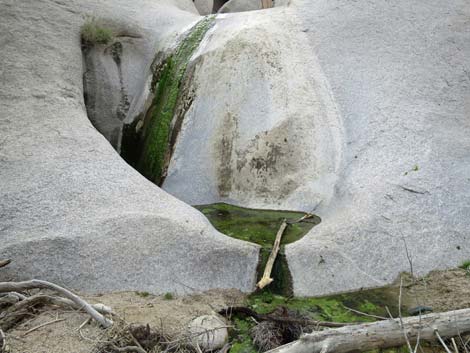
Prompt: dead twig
<box><xmin>398</xmin><ymin>277</ymin><xmax>413</xmax><ymax>353</ymax></box>
<box><xmin>435</xmin><ymin>329</ymin><xmax>453</xmax><ymax>353</ymax></box>
<box><xmin>218</xmin><ymin>343</ymin><xmax>231</xmax><ymax>353</ymax></box>
<box><xmin>451</xmin><ymin>337</ymin><xmax>459</xmax><ymax>353</ymax></box>
<box><xmin>78</xmin><ymin>317</ymin><xmax>91</xmax><ymax>331</ymax></box>
<box><xmin>342</xmin><ymin>305</ymin><xmax>388</xmax><ymax>320</ymax></box>
<box><xmin>23</xmin><ymin>318</ymin><xmax>66</xmax><ymax>336</ymax></box>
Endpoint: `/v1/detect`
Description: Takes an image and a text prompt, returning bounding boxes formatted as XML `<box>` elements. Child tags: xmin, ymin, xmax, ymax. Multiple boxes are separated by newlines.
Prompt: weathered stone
<box><xmin>0</xmin><ymin>0</ymin><xmax>258</xmax><ymax>294</ymax></box>
<box><xmin>194</xmin><ymin>0</ymin><xmax>214</xmax><ymax>15</ymax></box>
<box><xmin>1</xmin><ymin>0</ymin><xmax>470</xmax><ymax>300</ymax></box>
<box><xmin>163</xmin><ymin>8</ymin><xmax>340</xmax><ymax>212</ymax></box>
<box><xmin>164</xmin><ymin>0</ymin><xmax>470</xmax><ymax>297</ymax></box>
<box><xmin>286</xmin><ymin>0</ymin><xmax>470</xmax><ymax>296</ymax></box>
<box><xmin>218</xmin><ymin>0</ymin><xmax>261</xmax><ymax>13</ymax></box>
<box><xmin>187</xmin><ymin>315</ymin><xmax>228</xmax><ymax>350</ymax></box>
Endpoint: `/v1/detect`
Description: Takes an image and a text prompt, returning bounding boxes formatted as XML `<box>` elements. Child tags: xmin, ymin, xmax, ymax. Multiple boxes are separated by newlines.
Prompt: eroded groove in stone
<box><xmin>131</xmin><ymin>16</ymin><xmax>215</xmax><ymax>185</ymax></box>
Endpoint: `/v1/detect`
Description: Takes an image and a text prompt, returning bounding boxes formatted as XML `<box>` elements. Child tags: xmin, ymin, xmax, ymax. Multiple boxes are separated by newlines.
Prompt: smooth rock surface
<box><xmin>286</xmin><ymin>0</ymin><xmax>470</xmax><ymax>295</ymax></box>
<box><xmin>163</xmin><ymin>8</ymin><xmax>342</xmax><ymax>212</ymax></box>
<box><xmin>218</xmin><ymin>0</ymin><xmax>289</xmax><ymax>13</ymax></box>
<box><xmin>194</xmin><ymin>0</ymin><xmax>214</xmax><ymax>15</ymax></box>
<box><xmin>187</xmin><ymin>315</ymin><xmax>228</xmax><ymax>350</ymax></box>
<box><xmin>0</xmin><ymin>0</ymin><xmax>259</xmax><ymax>294</ymax></box>
<box><xmin>218</xmin><ymin>0</ymin><xmax>261</xmax><ymax>13</ymax></box>
<box><xmin>1</xmin><ymin>0</ymin><xmax>469</xmax><ymax>299</ymax></box>
<box><xmin>164</xmin><ymin>0</ymin><xmax>470</xmax><ymax>296</ymax></box>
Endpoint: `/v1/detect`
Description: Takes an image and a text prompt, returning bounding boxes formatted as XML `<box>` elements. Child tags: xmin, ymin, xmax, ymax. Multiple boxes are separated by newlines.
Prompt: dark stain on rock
<box><xmin>217</xmin><ymin>112</ymin><xmax>239</xmax><ymax>197</ymax></box>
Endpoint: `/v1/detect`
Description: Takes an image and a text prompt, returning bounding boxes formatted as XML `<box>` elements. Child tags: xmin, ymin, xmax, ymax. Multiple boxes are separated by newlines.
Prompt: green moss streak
<box><xmin>138</xmin><ymin>17</ymin><xmax>215</xmax><ymax>184</ymax></box>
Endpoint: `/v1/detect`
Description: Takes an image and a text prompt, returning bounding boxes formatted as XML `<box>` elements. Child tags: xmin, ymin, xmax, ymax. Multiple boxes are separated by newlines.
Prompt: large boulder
<box><xmin>163</xmin><ymin>1</ymin><xmax>470</xmax><ymax>297</ymax></box>
<box><xmin>0</xmin><ymin>0</ymin><xmax>258</xmax><ymax>294</ymax></box>
<box><xmin>286</xmin><ymin>0</ymin><xmax>470</xmax><ymax>296</ymax></box>
<box><xmin>163</xmin><ymin>7</ymin><xmax>340</xmax><ymax>212</ymax></box>
<box><xmin>1</xmin><ymin>0</ymin><xmax>469</xmax><ymax>300</ymax></box>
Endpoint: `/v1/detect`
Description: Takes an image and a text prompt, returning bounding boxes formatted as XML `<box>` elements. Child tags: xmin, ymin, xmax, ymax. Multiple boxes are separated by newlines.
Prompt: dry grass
<box><xmin>81</xmin><ymin>18</ymin><xmax>113</xmax><ymax>46</ymax></box>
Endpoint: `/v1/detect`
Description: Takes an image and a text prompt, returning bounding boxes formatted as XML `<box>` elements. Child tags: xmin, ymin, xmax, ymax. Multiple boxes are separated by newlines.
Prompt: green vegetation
<box><xmin>196</xmin><ymin>203</ymin><xmax>320</xmax><ymax>295</ymax></box>
<box><xmin>460</xmin><ymin>261</ymin><xmax>470</xmax><ymax>277</ymax></box>
<box><xmin>198</xmin><ymin>203</ymin><xmax>412</xmax><ymax>352</ymax></box>
<box><xmin>230</xmin><ymin>316</ymin><xmax>257</xmax><ymax>353</ymax></box>
<box><xmin>460</xmin><ymin>260</ymin><xmax>470</xmax><ymax>270</ymax></box>
<box><xmin>404</xmin><ymin>164</ymin><xmax>420</xmax><ymax>175</ymax></box>
<box><xmin>247</xmin><ymin>288</ymin><xmax>401</xmax><ymax>322</ymax></box>
<box><xmin>138</xmin><ymin>16</ymin><xmax>215</xmax><ymax>184</ymax></box>
<box><xmin>229</xmin><ymin>288</ymin><xmax>407</xmax><ymax>353</ymax></box>
<box><xmin>195</xmin><ymin>203</ymin><xmax>320</xmax><ymax>247</ymax></box>
<box><xmin>163</xmin><ymin>292</ymin><xmax>174</xmax><ymax>300</ymax></box>
<box><xmin>81</xmin><ymin>18</ymin><xmax>113</xmax><ymax>46</ymax></box>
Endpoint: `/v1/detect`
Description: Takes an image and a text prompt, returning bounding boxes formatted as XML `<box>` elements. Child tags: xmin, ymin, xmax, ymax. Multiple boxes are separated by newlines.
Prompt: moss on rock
<box><xmin>138</xmin><ymin>17</ymin><xmax>215</xmax><ymax>184</ymax></box>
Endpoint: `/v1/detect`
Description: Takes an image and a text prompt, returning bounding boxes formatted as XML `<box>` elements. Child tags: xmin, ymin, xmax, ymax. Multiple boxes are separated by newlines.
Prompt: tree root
<box><xmin>0</xmin><ymin>280</ymin><xmax>113</xmax><ymax>330</ymax></box>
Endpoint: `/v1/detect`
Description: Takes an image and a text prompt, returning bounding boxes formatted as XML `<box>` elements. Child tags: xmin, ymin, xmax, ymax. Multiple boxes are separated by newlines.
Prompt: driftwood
<box><xmin>0</xmin><ymin>280</ymin><xmax>113</xmax><ymax>328</ymax></box>
<box><xmin>219</xmin><ymin>307</ymin><xmax>348</xmax><ymax>328</ymax></box>
<box><xmin>265</xmin><ymin>308</ymin><xmax>470</xmax><ymax>353</ymax></box>
<box><xmin>257</xmin><ymin>220</ymin><xmax>288</xmax><ymax>289</ymax></box>
<box><xmin>0</xmin><ymin>293</ymin><xmax>112</xmax><ymax>331</ymax></box>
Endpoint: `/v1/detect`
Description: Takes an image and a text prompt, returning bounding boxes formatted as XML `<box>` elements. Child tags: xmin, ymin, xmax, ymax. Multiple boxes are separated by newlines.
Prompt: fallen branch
<box><xmin>342</xmin><ymin>305</ymin><xmax>387</xmax><ymax>320</ymax></box>
<box><xmin>257</xmin><ymin>220</ymin><xmax>288</xmax><ymax>289</ymax></box>
<box><xmin>265</xmin><ymin>308</ymin><xmax>470</xmax><ymax>353</ymax></box>
<box><xmin>219</xmin><ymin>307</ymin><xmax>349</xmax><ymax>328</ymax></box>
<box><xmin>0</xmin><ymin>294</ymin><xmax>111</xmax><ymax>331</ymax></box>
<box><xmin>0</xmin><ymin>280</ymin><xmax>113</xmax><ymax>328</ymax></box>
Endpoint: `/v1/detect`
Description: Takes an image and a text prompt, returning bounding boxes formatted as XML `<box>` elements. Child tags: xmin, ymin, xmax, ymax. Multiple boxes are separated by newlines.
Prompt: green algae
<box><xmin>227</xmin><ymin>287</ymin><xmax>411</xmax><ymax>353</ymax></box>
<box><xmin>197</xmin><ymin>203</ymin><xmax>416</xmax><ymax>352</ymax></box>
<box><xmin>194</xmin><ymin>203</ymin><xmax>320</xmax><ymax>247</ymax></box>
<box><xmin>248</xmin><ymin>286</ymin><xmax>403</xmax><ymax>323</ymax></box>
<box><xmin>229</xmin><ymin>316</ymin><xmax>257</xmax><ymax>353</ymax></box>
<box><xmin>137</xmin><ymin>17</ymin><xmax>215</xmax><ymax>184</ymax></box>
<box><xmin>196</xmin><ymin>203</ymin><xmax>320</xmax><ymax>296</ymax></box>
